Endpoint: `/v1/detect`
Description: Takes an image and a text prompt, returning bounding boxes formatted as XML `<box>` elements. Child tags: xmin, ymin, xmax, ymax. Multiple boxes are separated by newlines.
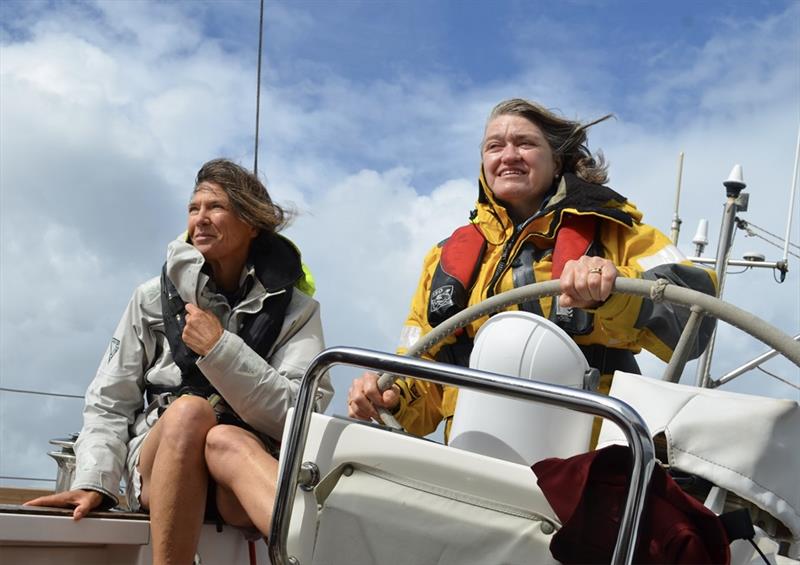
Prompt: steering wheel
<box><xmin>375</xmin><ymin>278</ymin><xmax>800</xmax><ymax>427</ymax></box>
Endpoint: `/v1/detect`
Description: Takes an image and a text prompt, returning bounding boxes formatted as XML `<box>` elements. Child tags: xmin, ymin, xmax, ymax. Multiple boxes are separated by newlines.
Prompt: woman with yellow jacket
<box><xmin>347</xmin><ymin>98</ymin><xmax>717</xmax><ymax>441</ymax></box>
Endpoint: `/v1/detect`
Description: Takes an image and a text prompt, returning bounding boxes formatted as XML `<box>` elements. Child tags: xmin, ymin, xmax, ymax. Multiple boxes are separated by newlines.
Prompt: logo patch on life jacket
<box><xmin>108</xmin><ymin>338</ymin><xmax>120</xmax><ymax>362</ymax></box>
<box><xmin>430</xmin><ymin>285</ymin><xmax>455</xmax><ymax>313</ymax></box>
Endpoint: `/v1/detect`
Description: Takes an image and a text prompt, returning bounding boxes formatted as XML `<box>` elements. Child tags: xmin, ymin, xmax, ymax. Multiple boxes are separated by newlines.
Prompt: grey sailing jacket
<box><xmin>72</xmin><ymin>240</ymin><xmax>332</xmax><ymax>506</ymax></box>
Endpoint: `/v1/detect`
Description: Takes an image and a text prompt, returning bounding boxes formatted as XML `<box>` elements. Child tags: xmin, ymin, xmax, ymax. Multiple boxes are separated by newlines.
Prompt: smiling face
<box><xmin>482</xmin><ymin>114</ymin><xmax>560</xmax><ymax>221</ymax></box>
<box><xmin>188</xmin><ymin>181</ymin><xmax>258</xmax><ymax>265</ymax></box>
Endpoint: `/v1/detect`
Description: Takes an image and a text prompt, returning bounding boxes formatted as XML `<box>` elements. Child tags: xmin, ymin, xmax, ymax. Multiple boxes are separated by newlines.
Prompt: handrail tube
<box><xmin>783</xmin><ymin>123</ymin><xmax>800</xmax><ymax>264</ymax></box>
<box><xmin>268</xmin><ymin>347</ymin><xmax>657</xmax><ymax>565</ymax></box>
<box><xmin>688</xmin><ymin>257</ymin><xmax>784</xmax><ymax>269</ymax></box>
<box><xmin>662</xmin><ymin>306</ymin><xmax>705</xmax><ymax>383</ymax></box>
<box><xmin>711</xmin><ymin>333</ymin><xmax>800</xmax><ymax>387</ymax></box>
<box><xmin>696</xmin><ymin>193</ymin><xmax>740</xmax><ymax>387</ymax></box>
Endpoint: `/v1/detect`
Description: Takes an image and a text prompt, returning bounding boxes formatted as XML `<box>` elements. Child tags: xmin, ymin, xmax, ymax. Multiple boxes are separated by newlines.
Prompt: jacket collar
<box><xmin>165</xmin><ymin>232</ymin><xmax>305</xmax><ymax>305</ymax></box>
<box><xmin>472</xmin><ymin>169</ymin><xmax>641</xmax><ymax>242</ymax></box>
<box><xmin>166</xmin><ymin>240</ymin><xmax>207</xmax><ymax>305</ymax></box>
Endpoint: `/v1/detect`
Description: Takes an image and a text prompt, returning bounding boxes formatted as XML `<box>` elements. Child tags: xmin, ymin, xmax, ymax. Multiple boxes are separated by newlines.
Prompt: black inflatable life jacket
<box><xmin>155</xmin><ymin>232</ymin><xmax>303</xmax><ymax>401</ymax></box>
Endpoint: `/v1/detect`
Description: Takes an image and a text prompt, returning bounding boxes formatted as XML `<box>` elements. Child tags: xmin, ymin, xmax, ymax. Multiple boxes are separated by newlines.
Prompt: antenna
<box><xmin>782</xmin><ymin>122</ymin><xmax>800</xmax><ymax>264</ymax></box>
<box><xmin>695</xmin><ymin>164</ymin><xmax>746</xmax><ymax>387</ymax></box>
<box><xmin>692</xmin><ymin>219</ymin><xmax>709</xmax><ymax>256</ymax></box>
<box><xmin>253</xmin><ymin>0</ymin><xmax>265</xmax><ymax>176</ymax></box>
<box><xmin>670</xmin><ymin>152</ymin><xmax>685</xmax><ymax>245</ymax></box>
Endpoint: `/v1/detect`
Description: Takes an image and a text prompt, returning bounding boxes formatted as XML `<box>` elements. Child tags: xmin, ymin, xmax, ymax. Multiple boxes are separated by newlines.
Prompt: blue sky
<box><xmin>1</xmin><ymin>0</ymin><xmax>798</xmax><ymax>487</ymax></box>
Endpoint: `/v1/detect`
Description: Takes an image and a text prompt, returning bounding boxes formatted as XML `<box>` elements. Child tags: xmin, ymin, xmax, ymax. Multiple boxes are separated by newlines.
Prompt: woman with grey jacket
<box><xmin>27</xmin><ymin>158</ymin><xmax>332</xmax><ymax>564</ymax></box>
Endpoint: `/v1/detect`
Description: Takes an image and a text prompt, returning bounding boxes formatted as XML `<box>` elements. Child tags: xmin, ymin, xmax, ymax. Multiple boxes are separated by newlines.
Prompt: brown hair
<box><xmin>194</xmin><ymin>158</ymin><xmax>291</xmax><ymax>233</ymax></box>
<box><xmin>486</xmin><ymin>98</ymin><xmax>612</xmax><ymax>184</ymax></box>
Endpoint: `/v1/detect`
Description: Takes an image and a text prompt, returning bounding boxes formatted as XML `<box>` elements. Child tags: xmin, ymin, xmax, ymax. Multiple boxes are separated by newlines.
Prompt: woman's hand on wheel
<box><xmin>347</xmin><ymin>371</ymin><xmax>400</xmax><ymax>421</ymax></box>
<box><xmin>559</xmin><ymin>256</ymin><xmax>617</xmax><ymax>309</ymax></box>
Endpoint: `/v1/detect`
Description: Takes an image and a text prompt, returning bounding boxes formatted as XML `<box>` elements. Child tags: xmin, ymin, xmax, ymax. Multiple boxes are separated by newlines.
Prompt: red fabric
<box><xmin>439</xmin><ymin>224</ymin><xmax>485</xmax><ymax>287</ymax></box>
<box><xmin>551</xmin><ymin>214</ymin><xmax>597</xmax><ymax>279</ymax></box>
<box><xmin>532</xmin><ymin>445</ymin><xmax>730</xmax><ymax>564</ymax></box>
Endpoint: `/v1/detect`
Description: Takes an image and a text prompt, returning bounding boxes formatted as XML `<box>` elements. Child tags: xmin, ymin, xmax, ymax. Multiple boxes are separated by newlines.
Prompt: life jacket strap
<box><xmin>551</xmin><ymin>214</ymin><xmax>598</xmax><ymax>279</ymax></box>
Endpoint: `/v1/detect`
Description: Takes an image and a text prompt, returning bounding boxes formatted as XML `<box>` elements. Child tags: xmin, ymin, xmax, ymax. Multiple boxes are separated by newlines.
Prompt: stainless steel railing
<box><xmin>268</xmin><ymin>346</ymin><xmax>657</xmax><ymax>565</ymax></box>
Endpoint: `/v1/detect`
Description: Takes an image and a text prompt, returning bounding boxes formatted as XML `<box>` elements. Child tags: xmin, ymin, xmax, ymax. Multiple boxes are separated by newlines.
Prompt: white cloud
<box><xmin>1</xmin><ymin>0</ymin><xmax>797</xmax><ymax>486</ymax></box>
<box><xmin>285</xmin><ymin>168</ymin><xmax>474</xmax><ymax>352</ymax></box>
<box><xmin>637</xmin><ymin>4</ymin><xmax>799</xmax><ymax>118</ymax></box>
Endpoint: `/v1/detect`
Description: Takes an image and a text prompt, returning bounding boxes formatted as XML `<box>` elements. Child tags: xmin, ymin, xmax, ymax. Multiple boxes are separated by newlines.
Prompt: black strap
<box><xmin>578</xmin><ymin>344</ymin><xmax>640</xmax><ymax>376</ymax></box>
<box><xmin>718</xmin><ymin>508</ymin><xmax>756</xmax><ymax>542</ymax></box>
<box><xmin>433</xmin><ymin>332</ymin><xmax>474</xmax><ymax>367</ymax></box>
<box><xmin>511</xmin><ymin>242</ymin><xmax>545</xmax><ymax>316</ymax></box>
<box><xmin>160</xmin><ymin>266</ymin><xmax>214</xmax><ymax>396</ymax></box>
<box><xmin>238</xmin><ymin>288</ymin><xmax>292</xmax><ymax>359</ymax></box>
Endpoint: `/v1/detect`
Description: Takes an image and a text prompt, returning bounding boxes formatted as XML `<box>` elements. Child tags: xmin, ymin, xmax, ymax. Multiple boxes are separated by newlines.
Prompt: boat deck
<box><xmin>0</xmin><ymin>497</ymin><xmax>268</xmax><ymax>565</ymax></box>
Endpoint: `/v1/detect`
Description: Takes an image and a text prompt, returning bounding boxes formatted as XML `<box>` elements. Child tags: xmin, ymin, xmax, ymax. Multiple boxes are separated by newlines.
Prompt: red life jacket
<box><xmin>427</xmin><ymin>213</ymin><xmax>597</xmax><ymax>328</ymax></box>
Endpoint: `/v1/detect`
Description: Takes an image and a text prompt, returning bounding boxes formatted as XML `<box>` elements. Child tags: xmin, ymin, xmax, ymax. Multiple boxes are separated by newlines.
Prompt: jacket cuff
<box><xmin>391</xmin><ymin>379</ymin><xmax>413</xmax><ymax>419</ymax></box>
<box><xmin>593</xmin><ymin>292</ymin><xmax>632</xmax><ymax>319</ymax></box>
<box><xmin>388</xmin><ymin>397</ymin><xmax>403</xmax><ymax>416</ymax></box>
<box><xmin>197</xmin><ymin>330</ymin><xmax>242</xmax><ymax>376</ymax></box>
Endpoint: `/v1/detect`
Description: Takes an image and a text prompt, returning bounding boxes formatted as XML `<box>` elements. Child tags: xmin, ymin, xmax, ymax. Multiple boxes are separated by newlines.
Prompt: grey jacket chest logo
<box><xmin>108</xmin><ymin>338</ymin><xmax>120</xmax><ymax>362</ymax></box>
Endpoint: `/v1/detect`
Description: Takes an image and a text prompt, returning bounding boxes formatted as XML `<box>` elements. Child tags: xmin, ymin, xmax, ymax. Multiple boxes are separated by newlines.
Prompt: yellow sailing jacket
<box><xmin>392</xmin><ymin>172</ymin><xmax>717</xmax><ymax>440</ymax></box>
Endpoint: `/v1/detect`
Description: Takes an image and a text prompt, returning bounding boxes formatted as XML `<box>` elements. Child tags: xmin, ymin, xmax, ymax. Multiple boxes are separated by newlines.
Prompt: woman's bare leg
<box><xmin>138</xmin><ymin>396</ymin><xmax>217</xmax><ymax>565</ymax></box>
<box><xmin>204</xmin><ymin>424</ymin><xmax>279</xmax><ymax>535</ymax></box>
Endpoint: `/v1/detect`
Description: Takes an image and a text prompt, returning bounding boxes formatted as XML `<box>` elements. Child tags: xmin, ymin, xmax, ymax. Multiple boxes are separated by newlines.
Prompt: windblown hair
<box><xmin>486</xmin><ymin>98</ymin><xmax>612</xmax><ymax>184</ymax></box>
<box><xmin>194</xmin><ymin>158</ymin><xmax>291</xmax><ymax>233</ymax></box>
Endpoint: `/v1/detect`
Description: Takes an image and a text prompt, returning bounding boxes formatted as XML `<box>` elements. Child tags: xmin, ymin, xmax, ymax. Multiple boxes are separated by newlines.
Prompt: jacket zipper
<box><xmin>486</xmin><ymin>213</ymin><xmax>544</xmax><ymax>298</ymax></box>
